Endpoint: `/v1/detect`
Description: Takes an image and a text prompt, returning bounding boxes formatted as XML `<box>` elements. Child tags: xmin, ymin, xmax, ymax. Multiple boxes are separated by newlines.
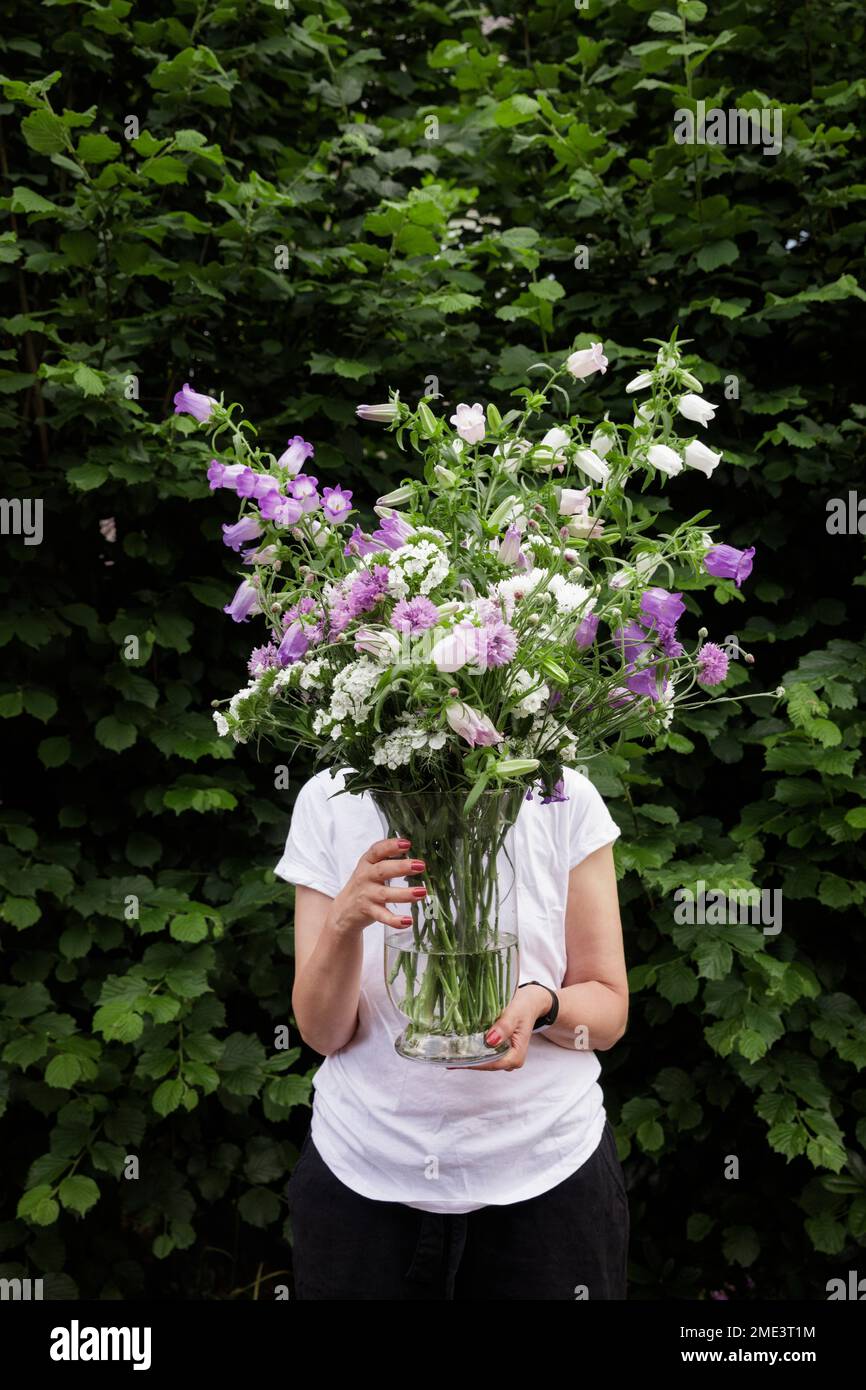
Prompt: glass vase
<box><xmin>371</xmin><ymin>786</ymin><xmax>523</xmax><ymax>1066</ymax></box>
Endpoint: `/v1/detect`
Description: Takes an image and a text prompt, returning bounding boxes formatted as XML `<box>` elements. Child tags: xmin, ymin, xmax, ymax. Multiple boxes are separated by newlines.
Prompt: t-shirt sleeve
<box><xmin>567</xmin><ymin>771</ymin><xmax>621</xmax><ymax>869</ymax></box>
<box><xmin>274</xmin><ymin>774</ymin><xmax>342</xmax><ymax>898</ymax></box>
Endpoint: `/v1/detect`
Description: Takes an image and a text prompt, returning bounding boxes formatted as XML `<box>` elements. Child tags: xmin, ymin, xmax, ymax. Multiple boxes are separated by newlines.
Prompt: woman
<box><xmin>277</xmin><ymin>761</ymin><xmax>630</xmax><ymax>1301</ymax></box>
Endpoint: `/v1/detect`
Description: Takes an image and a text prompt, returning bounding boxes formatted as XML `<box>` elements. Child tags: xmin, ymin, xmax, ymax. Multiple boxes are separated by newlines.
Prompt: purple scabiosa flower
<box><xmin>639</xmin><ymin>587</ymin><xmax>686</xmax><ymax>631</ymax></box>
<box><xmin>476</xmin><ymin>619</ymin><xmax>518</xmax><ymax>669</ymax></box>
<box><xmin>574</xmin><ymin>612</ymin><xmax>600</xmax><ymax>649</ymax></box>
<box><xmin>174</xmin><ymin>382</ymin><xmax>217</xmax><ymax>422</ymax></box>
<box><xmin>346</xmin><ymin>564</ymin><xmax>390</xmax><ymax>618</ymax></box>
<box><xmin>277</xmin><ymin>435</ymin><xmax>314</xmax><ymax>476</ymax></box>
<box><xmin>224</xmin><ymin>579</ymin><xmax>261</xmax><ymax>623</ymax></box>
<box><xmin>328</xmin><ymin>600</ymin><xmax>352</xmax><ymax>637</ymax></box>
<box><xmin>277</xmin><ymin>621</ymin><xmax>310</xmax><ymax>666</ymax></box>
<box><xmin>322</xmin><ymin>485</ymin><xmax>353</xmax><ymax>523</ymax></box>
<box><xmin>222</xmin><ymin>517</ymin><xmax>263</xmax><ymax>551</ymax></box>
<box><xmin>703</xmin><ymin>543</ymin><xmax>755</xmax><ymax>589</ymax></box>
<box><xmin>371</xmin><ymin>511</ymin><xmax>413</xmax><ymax>550</ymax></box>
<box><xmin>614</xmin><ymin>621</ymin><xmax>652</xmax><ymax>665</ymax></box>
<box><xmin>207</xmin><ymin>459</ymin><xmax>246</xmax><ymax>491</ymax></box>
<box><xmin>696</xmin><ymin>642</ymin><xmax>729</xmax><ymax>687</ymax></box>
<box><xmin>539</xmin><ymin>777</ymin><xmax>569</xmax><ymax>805</ymax></box>
<box><xmin>289</xmin><ymin>474</ymin><xmax>320</xmax><ymax>513</ymax></box>
<box><xmin>391</xmin><ymin>596</ymin><xmax>439</xmax><ymax>635</ymax></box>
<box><xmin>343</xmin><ymin>525</ymin><xmax>386</xmax><ymax>558</ymax></box>
<box><xmin>248</xmin><ymin>643</ymin><xmax>279</xmax><ymax>676</ymax></box>
<box><xmin>284</xmin><ymin>596</ymin><xmax>317</xmax><ymax>623</ymax></box>
<box><xmin>656</xmin><ymin>622</ymin><xmax>685</xmax><ymax>659</ymax></box>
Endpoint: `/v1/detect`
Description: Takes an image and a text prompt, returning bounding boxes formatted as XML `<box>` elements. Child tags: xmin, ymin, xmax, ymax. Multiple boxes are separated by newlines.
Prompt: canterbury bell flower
<box><xmin>647</xmin><ymin>444</ymin><xmax>683</xmax><ymax>477</ymax></box>
<box><xmin>573</xmin><ymin>449</ymin><xmax>610</xmax><ymax>487</ymax></box>
<box><xmin>677</xmin><ymin>393</ymin><xmax>717</xmax><ymax>427</ymax></box>
<box><xmin>450</xmin><ymin>402</ymin><xmax>486</xmax><ymax>444</ymax></box>
<box><xmin>684</xmin><ymin>440</ymin><xmax>722</xmax><ymax>477</ymax></box>
<box><xmin>445</xmin><ymin>701</ymin><xmax>503</xmax><ymax>747</ymax></box>
<box><xmin>565</xmin><ymin>342</ymin><xmax>608</xmax><ymax>380</ymax></box>
<box><xmin>174</xmin><ymin>382</ymin><xmax>217</xmax><ymax>422</ymax></box>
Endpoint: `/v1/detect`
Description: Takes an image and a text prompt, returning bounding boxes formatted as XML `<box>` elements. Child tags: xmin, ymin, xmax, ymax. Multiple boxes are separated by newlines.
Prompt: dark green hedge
<box><xmin>0</xmin><ymin>0</ymin><xmax>864</xmax><ymax>1298</ymax></box>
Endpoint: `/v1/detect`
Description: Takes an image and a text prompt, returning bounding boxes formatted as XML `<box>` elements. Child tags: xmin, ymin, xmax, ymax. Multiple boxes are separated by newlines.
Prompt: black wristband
<box><xmin>518</xmin><ymin>980</ymin><xmax>560</xmax><ymax>1030</ymax></box>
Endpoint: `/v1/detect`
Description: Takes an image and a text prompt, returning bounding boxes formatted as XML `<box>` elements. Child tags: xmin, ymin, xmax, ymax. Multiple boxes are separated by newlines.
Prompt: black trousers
<box><xmin>287</xmin><ymin>1117</ymin><xmax>629</xmax><ymax>1300</ymax></box>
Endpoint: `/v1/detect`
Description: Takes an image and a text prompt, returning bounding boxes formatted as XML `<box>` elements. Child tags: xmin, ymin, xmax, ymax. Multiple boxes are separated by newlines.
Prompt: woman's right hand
<box><xmin>328</xmin><ymin>838</ymin><xmax>427</xmax><ymax>936</ymax></box>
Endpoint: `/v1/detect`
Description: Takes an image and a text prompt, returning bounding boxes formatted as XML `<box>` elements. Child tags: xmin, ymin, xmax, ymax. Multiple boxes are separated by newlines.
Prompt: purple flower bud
<box><xmin>222</xmin><ymin>517</ymin><xmax>263</xmax><ymax>551</ymax></box>
<box><xmin>498</xmin><ymin>526</ymin><xmax>523</xmax><ymax>566</ymax></box>
<box><xmin>277</xmin><ymin>435</ymin><xmax>314</xmax><ymax>476</ymax></box>
<box><xmin>277</xmin><ymin>620</ymin><xmax>310</xmax><ymax>666</ymax></box>
<box><xmin>574</xmin><ymin>612</ymin><xmax>600</xmax><ymax>649</ymax></box>
<box><xmin>224</xmin><ymin>579</ymin><xmax>260</xmax><ymax>623</ymax></box>
<box><xmin>356</xmin><ymin>403</ymin><xmax>398</xmax><ymax>423</ymax></box>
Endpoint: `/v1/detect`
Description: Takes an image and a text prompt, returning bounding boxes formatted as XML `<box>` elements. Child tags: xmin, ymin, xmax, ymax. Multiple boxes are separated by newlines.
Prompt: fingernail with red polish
<box><xmin>397</xmin><ymin>839</ymin><xmax>411</xmax><ymax>848</ymax></box>
<box><xmin>409</xmin><ymin>860</ymin><xmax>426</xmax><ymax>873</ymax></box>
<box><xmin>411</xmin><ymin>886</ymin><xmax>427</xmax><ymax>898</ymax></box>
<box><xmin>401</xmin><ymin>916</ymin><xmax>413</xmax><ymax>925</ymax></box>
<box><xmin>486</xmin><ymin>1030</ymin><xmax>501</xmax><ymax>1045</ymax></box>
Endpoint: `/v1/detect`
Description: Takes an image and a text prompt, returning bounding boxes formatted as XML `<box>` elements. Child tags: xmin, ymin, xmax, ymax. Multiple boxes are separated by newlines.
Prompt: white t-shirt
<box><xmin>275</xmin><ymin>764</ymin><xmax>621</xmax><ymax>1212</ymax></box>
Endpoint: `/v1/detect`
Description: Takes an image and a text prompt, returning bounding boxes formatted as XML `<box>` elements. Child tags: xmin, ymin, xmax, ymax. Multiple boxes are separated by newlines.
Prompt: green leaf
<box><xmin>76</xmin><ymin>133</ymin><xmax>122</xmax><ymax>163</ymax></box>
<box><xmin>695</xmin><ymin>239</ymin><xmax>739</xmax><ymax>272</ymax></box>
<box><xmin>494</xmin><ymin>95</ymin><xmax>539</xmax><ymax>127</ymax></box>
<box><xmin>67</xmin><ymin>464</ymin><xmax>108</xmax><ymax>492</ymax></box>
<box><xmin>58</xmin><ymin>1175</ymin><xmax>100</xmax><ymax>1215</ymax></box>
<box><xmin>648</xmin><ymin>11</ymin><xmax>682</xmax><ymax>33</ymax></box>
<box><xmin>45</xmin><ymin>1054</ymin><xmax>83</xmax><ymax>1088</ymax></box>
<box><xmin>72</xmin><ymin>364</ymin><xmax>105</xmax><ymax>398</ymax></box>
<box><xmin>94</xmin><ymin>715</ymin><xmax>137</xmax><ymax>752</ymax></box>
<box><xmin>152</xmin><ymin>1079</ymin><xmax>184</xmax><ymax>1116</ymax></box>
<box><xmin>21</xmin><ymin>109</ymin><xmax>68</xmax><ymax>154</ymax></box>
<box><xmin>17</xmin><ymin>1185</ymin><xmax>60</xmax><ymax>1226</ymax></box>
<box><xmin>22</xmin><ymin>690</ymin><xmax>58</xmax><ymax>721</ymax></box>
<box><xmin>722</xmin><ymin>1225</ymin><xmax>760</xmax><ymax>1267</ymax></box>
<box><xmin>1</xmin><ymin>898</ymin><xmax>41</xmax><ymax>930</ymax></box>
<box><xmin>38</xmin><ymin>736</ymin><xmax>70</xmax><ymax>767</ymax></box>
<box><xmin>238</xmin><ymin>1186</ymin><xmax>282</xmax><ymax>1227</ymax></box>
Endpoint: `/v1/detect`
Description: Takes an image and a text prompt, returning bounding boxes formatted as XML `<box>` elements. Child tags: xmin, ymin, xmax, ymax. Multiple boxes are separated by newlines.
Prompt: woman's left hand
<box><xmin>454</xmin><ymin>984</ymin><xmax>552</xmax><ymax>1072</ymax></box>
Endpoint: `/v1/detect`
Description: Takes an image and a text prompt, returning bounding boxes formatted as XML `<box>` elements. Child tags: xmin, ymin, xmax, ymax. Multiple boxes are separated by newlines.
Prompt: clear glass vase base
<box><xmin>393</xmin><ymin>1029</ymin><xmax>510</xmax><ymax>1066</ymax></box>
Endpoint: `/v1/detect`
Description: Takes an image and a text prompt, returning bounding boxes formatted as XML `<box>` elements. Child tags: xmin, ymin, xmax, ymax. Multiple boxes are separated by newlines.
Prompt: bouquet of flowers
<box><xmin>184</xmin><ymin>332</ymin><xmax>771</xmax><ymax>1063</ymax></box>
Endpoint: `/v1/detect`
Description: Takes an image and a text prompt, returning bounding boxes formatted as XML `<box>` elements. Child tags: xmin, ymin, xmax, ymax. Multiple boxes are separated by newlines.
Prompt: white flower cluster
<box><xmin>372</xmin><ymin>722</ymin><xmax>448</xmax><ymax>770</ymax></box>
<box><xmin>387</xmin><ymin>539</ymin><xmax>450</xmax><ymax>600</ymax></box>
<box><xmin>509</xmin><ymin>668</ymin><xmax>550</xmax><ymax>717</ymax></box>
<box><xmin>298</xmin><ymin>658</ymin><xmax>325</xmax><ymax>691</ymax></box>
<box><xmin>491</xmin><ymin>567</ymin><xmax>553</xmax><ymax>616</ymax></box>
<box><xmin>327</xmin><ymin>656</ymin><xmax>383</xmax><ymax>727</ymax></box>
<box><xmin>548</xmin><ymin>575</ymin><xmax>595</xmax><ymax>614</ymax></box>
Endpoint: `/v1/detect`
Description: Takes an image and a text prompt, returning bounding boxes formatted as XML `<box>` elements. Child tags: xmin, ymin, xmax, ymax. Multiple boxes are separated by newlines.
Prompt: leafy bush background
<box><xmin>1</xmin><ymin>0</ymin><xmax>864</xmax><ymax>1299</ymax></box>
